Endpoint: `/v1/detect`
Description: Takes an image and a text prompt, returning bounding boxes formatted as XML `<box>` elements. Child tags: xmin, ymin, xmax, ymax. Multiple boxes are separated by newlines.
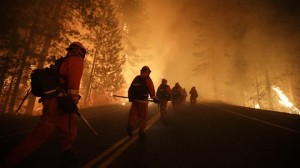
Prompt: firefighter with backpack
<box><xmin>2</xmin><ymin>42</ymin><xmax>86</xmax><ymax>167</ymax></box>
<box><xmin>127</xmin><ymin>66</ymin><xmax>159</xmax><ymax>138</ymax></box>
<box><xmin>171</xmin><ymin>82</ymin><xmax>184</xmax><ymax>111</ymax></box>
<box><xmin>156</xmin><ymin>78</ymin><xmax>171</xmax><ymax>117</ymax></box>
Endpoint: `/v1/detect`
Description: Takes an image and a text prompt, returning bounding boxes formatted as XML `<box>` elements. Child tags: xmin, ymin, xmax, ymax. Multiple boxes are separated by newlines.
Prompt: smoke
<box><xmin>131</xmin><ymin>0</ymin><xmax>300</xmax><ymax>106</ymax></box>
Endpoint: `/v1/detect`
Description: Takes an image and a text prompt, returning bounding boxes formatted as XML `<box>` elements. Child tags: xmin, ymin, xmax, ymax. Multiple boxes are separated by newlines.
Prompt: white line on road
<box><xmin>207</xmin><ymin>105</ymin><xmax>300</xmax><ymax>134</ymax></box>
<box><xmin>82</xmin><ymin>112</ymin><xmax>160</xmax><ymax>168</ymax></box>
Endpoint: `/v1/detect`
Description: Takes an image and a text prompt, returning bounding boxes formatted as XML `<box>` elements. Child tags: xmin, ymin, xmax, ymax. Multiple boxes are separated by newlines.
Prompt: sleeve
<box><xmin>61</xmin><ymin>56</ymin><xmax>84</xmax><ymax>103</ymax></box>
<box><xmin>146</xmin><ymin>77</ymin><xmax>156</xmax><ymax>98</ymax></box>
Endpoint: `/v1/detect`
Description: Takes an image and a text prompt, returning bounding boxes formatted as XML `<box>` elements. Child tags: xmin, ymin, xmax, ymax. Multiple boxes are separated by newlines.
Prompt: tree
<box><xmin>83</xmin><ymin>0</ymin><xmax>125</xmax><ymax>105</ymax></box>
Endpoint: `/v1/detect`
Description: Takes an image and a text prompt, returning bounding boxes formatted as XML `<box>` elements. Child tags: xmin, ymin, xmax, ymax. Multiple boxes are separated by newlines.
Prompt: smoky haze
<box><xmin>138</xmin><ymin>0</ymin><xmax>300</xmax><ymax>107</ymax></box>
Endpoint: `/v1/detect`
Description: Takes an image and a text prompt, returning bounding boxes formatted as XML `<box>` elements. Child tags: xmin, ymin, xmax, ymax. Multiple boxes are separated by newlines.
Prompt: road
<box><xmin>1</xmin><ymin>101</ymin><xmax>300</xmax><ymax>168</ymax></box>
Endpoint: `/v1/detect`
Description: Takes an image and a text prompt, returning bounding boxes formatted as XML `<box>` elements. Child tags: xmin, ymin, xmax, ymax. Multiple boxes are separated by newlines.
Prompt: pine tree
<box><xmin>83</xmin><ymin>0</ymin><xmax>125</xmax><ymax>105</ymax></box>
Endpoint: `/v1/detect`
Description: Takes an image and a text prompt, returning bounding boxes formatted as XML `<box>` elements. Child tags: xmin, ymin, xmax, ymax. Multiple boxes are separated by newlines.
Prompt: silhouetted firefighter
<box><xmin>189</xmin><ymin>86</ymin><xmax>198</xmax><ymax>107</ymax></box>
<box><xmin>171</xmin><ymin>82</ymin><xmax>184</xmax><ymax>111</ymax></box>
<box><xmin>2</xmin><ymin>42</ymin><xmax>98</xmax><ymax>168</ymax></box>
<box><xmin>156</xmin><ymin>78</ymin><xmax>171</xmax><ymax>117</ymax></box>
<box><xmin>127</xmin><ymin>66</ymin><xmax>159</xmax><ymax>138</ymax></box>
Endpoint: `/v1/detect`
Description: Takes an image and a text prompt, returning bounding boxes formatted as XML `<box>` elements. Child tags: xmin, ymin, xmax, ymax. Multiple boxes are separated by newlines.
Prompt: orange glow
<box><xmin>272</xmin><ymin>86</ymin><xmax>300</xmax><ymax>114</ymax></box>
<box><xmin>254</xmin><ymin>103</ymin><xmax>260</xmax><ymax>109</ymax></box>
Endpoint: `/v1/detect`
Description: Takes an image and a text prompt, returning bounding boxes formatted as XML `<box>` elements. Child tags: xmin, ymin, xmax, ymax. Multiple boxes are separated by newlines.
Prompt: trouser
<box><xmin>128</xmin><ymin>102</ymin><xmax>148</xmax><ymax>131</ymax></box>
<box><xmin>172</xmin><ymin>98</ymin><xmax>181</xmax><ymax>110</ymax></box>
<box><xmin>3</xmin><ymin>97</ymin><xmax>77</xmax><ymax>168</ymax></box>
<box><xmin>159</xmin><ymin>98</ymin><xmax>168</xmax><ymax>116</ymax></box>
<box><xmin>190</xmin><ymin>97</ymin><xmax>197</xmax><ymax>105</ymax></box>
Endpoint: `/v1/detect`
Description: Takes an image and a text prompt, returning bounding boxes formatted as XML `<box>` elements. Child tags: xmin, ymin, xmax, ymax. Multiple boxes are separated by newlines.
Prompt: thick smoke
<box><xmin>141</xmin><ymin>0</ymin><xmax>300</xmax><ymax>107</ymax></box>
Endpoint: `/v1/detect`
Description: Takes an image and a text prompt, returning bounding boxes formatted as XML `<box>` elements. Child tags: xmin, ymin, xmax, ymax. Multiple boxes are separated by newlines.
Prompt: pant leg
<box><xmin>57</xmin><ymin>113</ymin><xmax>77</xmax><ymax>151</ymax></box>
<box><xmin>128</xmin><ymin>102</ymin><xmax>139</xmax><ymax>129</ymax></box>
<box><xmin>160</xmin><ymin>99</ymin><xmax>168</xmax><ymax>116</ymax></box>
<box><xmin>138</xmin><ymin>103</ymin><xmax>148</xmax><ymax>131</ymax></box>
<box><xmin>2</xmin><ymin>98</ymin><xmax>59</xmax><ymax>168</ymax></box>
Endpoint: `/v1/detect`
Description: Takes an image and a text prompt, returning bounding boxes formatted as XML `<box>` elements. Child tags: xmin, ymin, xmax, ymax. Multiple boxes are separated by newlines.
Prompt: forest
<box><xmin>0</xmin><ymin>0</ymin><xmax>148</xmax><ymax>115</ymax></box>
<box><xmin>1</xmin><ymin>0</ymin><xmax>300</xmax><ymax>115</ymax></box>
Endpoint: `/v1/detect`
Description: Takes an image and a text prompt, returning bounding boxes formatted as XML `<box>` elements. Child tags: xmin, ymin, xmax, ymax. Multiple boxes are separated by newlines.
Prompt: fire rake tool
<box><xmin>112</xmin><ymin>95</ymin><xmax>154</xmax><ymax>103</ymax></box>
<box><xmin>75</xmin><ymin>111</ymin><xmax>99</xmax><ymax>136</ymax></box>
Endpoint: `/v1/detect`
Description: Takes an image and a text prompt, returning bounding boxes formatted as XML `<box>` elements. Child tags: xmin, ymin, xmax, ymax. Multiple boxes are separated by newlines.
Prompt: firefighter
<box><xmin>189</xmin><ymin>86</ymin><xmax>198</xmax><ymax>106</ymax></box>
<box><xmin>171</xmin><ymin>82</ymin><xmax>183</xmax><ymax>110</ymax></box>
<box><xmin>2</xmin><ymin>42</ymin><xmax>86</xmax><ymax>167</ymax></box>
<box><xmin>127</xmin><ymin>66</ymin><xmax>159</xmax><ymax>138</ymax></box>
<box><xmin>182</xmin><ymin>88</ymin><xmax>187</xmax><ymax>104</ymax></box>
<box><xmin>156</xmin><ymin>78</ymin><xmax>171</xmax><ymax>117</ymax></box>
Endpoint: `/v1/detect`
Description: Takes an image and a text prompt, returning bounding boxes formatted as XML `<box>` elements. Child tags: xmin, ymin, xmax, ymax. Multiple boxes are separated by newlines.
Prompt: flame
<box><xmin>254</xmin><ymin>103</ymin><xmax>260</xmax><ymax>109</ymax></box>
<box><xmin>272</xmin><ymin>86</ymin><xmax>300</xmax><ymax>114</ymax></box>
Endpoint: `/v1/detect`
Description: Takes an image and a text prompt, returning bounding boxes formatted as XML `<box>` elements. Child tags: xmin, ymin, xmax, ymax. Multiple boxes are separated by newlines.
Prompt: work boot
<box><xmin>60</xmin><ymin>149</ymin><xmax>79</xmax><ymax>166</ymax></box>
<box><xmin>126</xmin><ymin>126</ymin><xmax>132</xmax><ymax>137</ymax></box>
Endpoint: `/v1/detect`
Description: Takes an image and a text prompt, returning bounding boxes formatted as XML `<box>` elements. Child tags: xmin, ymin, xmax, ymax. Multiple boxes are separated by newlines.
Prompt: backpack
<box><xmin>30</xmin><ymin>57</ymin><xmax>65</xmax><ymax>98</ymax></box>
<box><xmin>157</xmin><ymin>84</ymin><xmax>170</xmax><ymax>99</ymax></box>
<box><xmin>128</xmin><ymin>76</ymin><xmax>149</xmax><ymax>100</ymax></box>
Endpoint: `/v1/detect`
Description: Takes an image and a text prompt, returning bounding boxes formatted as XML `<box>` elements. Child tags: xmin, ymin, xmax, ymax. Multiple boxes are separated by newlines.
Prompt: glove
<box><xmin>152</xmin><ymin>97</ymin><xmax>160</xmax><ymax>104</ymax></box>
<box><xmin>70</xmin><ymin>94</ymin><xmax>81</xmax><ymax>104</ymax></box>
<box><xmin>128</xmin><ymin>96</ymin><xmax>133</xmax><ymax>102</ymax></box>
<box><xmin>57</xmin><ymin>96</ymin><xmax>78</xmax><ymax>113</ymax></box>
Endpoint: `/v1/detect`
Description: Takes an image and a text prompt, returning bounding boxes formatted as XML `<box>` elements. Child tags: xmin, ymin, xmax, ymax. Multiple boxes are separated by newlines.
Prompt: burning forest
<box><xmin>1</xmin><ymin>0</ymin><xmax>300</xmax><ymax>115</ymax></box>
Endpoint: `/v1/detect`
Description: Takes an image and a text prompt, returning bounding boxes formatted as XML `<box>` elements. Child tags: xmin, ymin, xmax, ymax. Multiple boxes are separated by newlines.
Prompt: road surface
<box><xmin>1</xmin><ymin>101</ymin><xmax>300</xmax><ymax>168</ymax></box>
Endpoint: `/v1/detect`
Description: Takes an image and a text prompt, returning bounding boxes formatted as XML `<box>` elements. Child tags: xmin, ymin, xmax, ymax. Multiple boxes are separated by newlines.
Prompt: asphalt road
<box><xmin>1</xmin><ymin>102</ymin><xmax>300</xmax><ymax>168</ymax></box>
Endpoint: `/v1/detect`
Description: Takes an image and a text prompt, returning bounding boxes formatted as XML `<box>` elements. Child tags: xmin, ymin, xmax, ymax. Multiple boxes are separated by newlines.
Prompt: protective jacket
<box><xmin>128</xmin><ymin>75</ymin><xmax>155</xmax><ymax>100</ymax></box>
<box><xmin>2</xmin><ymin>54</ymin><xmax>84</xmax><ymax>168</ymax></box>
<box><xmin>128</xmin><ymin>75</ymin><xmax>155</xmax><ymax>133</ymax></box>
<box><xmin>156</xmin><ymin>84</ymin><xmax>171</xmax><ymax>100</ymax></box>
<box><xmin>59</xmin><ymin>54</ymin><xmax>84</xmax><ymax>103</ymax></box>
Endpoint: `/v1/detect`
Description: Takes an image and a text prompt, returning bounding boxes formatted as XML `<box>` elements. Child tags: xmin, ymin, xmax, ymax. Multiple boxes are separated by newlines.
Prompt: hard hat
<box><xmin>140</xmin><ymin>66</ymin><xmax>151</xmax><ymax>72</ymax></box>
<box><xmin>66</xmin><ymin>42</ymin><xmax>85</xmax><ymax>50</ymax></box>
<box><xmin>66</xmin><ymin>42</ymin><xmax>86</xmax><ymax>58</ymax></box>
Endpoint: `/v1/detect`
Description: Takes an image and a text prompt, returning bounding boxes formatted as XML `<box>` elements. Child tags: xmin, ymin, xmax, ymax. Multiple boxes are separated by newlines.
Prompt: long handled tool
<box><xmin>112</xmin><ymin>95</ymin><xmax>154</xmax><ymax>103</ymax></box>
<box><xmin>76</xmin><ymin>111</ymin><xmax>99</xmax><ymax>136</ymax></box>
<box><xmin>15</xmin><ymin>88</ymin><xmax>32</xmax><ymax>113</ymax></box>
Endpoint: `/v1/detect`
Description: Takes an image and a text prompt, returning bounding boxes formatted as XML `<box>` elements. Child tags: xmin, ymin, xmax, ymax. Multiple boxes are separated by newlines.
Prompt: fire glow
<box><xmin>272</xmin><ymin>86</ymin><xmax>300</xmax><ymax>114</ymax></box>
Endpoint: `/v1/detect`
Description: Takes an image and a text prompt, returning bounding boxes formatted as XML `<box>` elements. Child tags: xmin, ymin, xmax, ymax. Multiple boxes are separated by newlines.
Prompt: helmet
<box><xmin>140</xmin><ymin>66</ymin><xmax>151</xmax><ymax>73</ymax></box>
<box><xmin>66</xmin><ymin>42</ymin><xmax>87</xmax><ymax>58</ymax></box>
<box><xmin>66</xmin><ymin>42</ymin><xmax>85</xmax><ymax>50</ymax></box>
<box><xmin>162</xmin><ymin>79</ymin><xmax>167</xmax><ymax>83</ymax></box>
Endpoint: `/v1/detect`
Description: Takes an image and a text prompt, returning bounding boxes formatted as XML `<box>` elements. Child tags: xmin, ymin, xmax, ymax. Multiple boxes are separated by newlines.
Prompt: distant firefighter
<box><xmin>171</xmin><ymin>82</ymin><xmax>183</xmax><ymax>110</ymax></box>
<box><xmin>127</xmin><ymin>66</ymin><xmax>159</xmax><ymax>138</ymax></box>
<box><xmin>182</xmin><ymin>88</ymin><xmax>187</xmax><ymax>103</ymax></box>
<box><xmin>189</xmin><ymin>86</ymin><xmax>198</xmax><ymax>106</ymax></box>
<box><xmin>156</xmin><ymin>79</ymin><xmax>171</xmax><ymax>117</ymax></box>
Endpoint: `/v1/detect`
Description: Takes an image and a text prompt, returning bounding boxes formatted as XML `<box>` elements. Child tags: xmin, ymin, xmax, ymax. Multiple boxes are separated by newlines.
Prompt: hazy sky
<box><xmin>132</xmin><ymin>0</ymin><xmax>300</xmax><ymax>104</ymax></box>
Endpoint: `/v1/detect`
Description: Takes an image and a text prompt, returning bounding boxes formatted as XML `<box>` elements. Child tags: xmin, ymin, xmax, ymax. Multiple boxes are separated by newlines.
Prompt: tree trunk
<box><xmin>25</xmin><ymin>0</ymin><xmax>64</xmax><ymax>115</ymax></box>
<box><xmin>8</xmin><ymin>42</ymin><xmax>34</xmax><ymax>113</ymax></box>
<box><xmin>264</xmin><ymin>66</ymin><xmax>273</xmax><ymax>110</ymax></box>
<box><xmin>254</xmin><ymin>65</ymin><xmax>261</xmax><ymax>108</ymax></box>
<box><xmin>84</xmin><ymin>49</ymin><xmax>98</xmax><ymax>107</ymax></box>
<box><xmin>211</xmin><ymin>51</ymin><xmax>218</xmax><ymax>100</ymax></box>
<box><xmin>7</xmin><ymin>0</ymin><xmax>42</xmax><ymax>114</ymax></box>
